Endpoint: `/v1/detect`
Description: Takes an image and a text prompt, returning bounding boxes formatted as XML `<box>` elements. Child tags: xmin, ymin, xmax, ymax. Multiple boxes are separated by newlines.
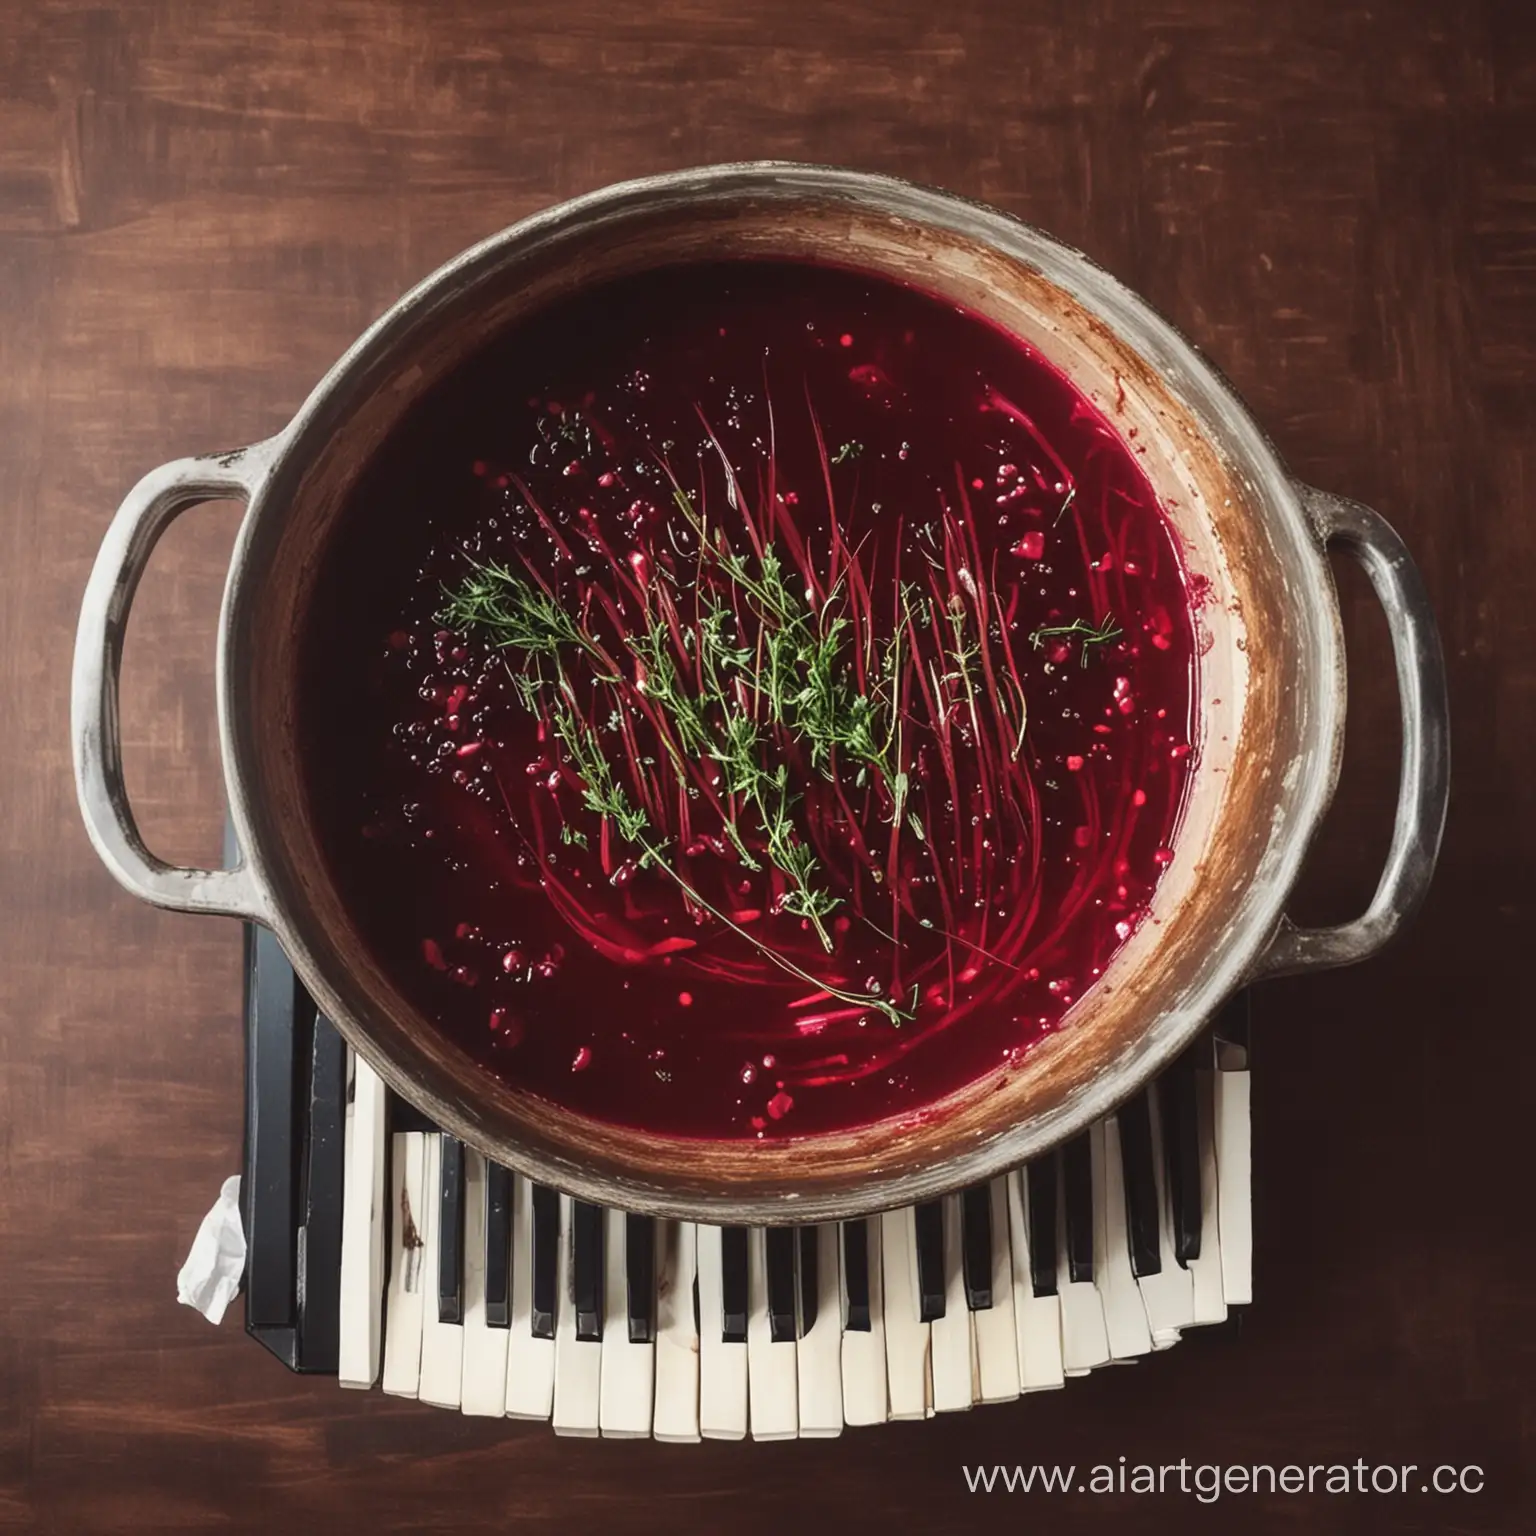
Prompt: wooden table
<box><xmin>2</xmin><ymin>2</ymin><xmax>1530</xmax><ymax>1530</ymax></box>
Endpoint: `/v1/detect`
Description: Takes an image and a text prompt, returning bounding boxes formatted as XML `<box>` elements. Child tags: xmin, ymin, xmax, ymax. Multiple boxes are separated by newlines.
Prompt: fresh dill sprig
<box><xmin>629</xmin><ymin>621</ymin><xmax>712</xmax><ymax>755</ymax></box>
<box><xmin>788</xmin><ymin>617</ymin><xmax>854</xmax><ymax>772</ymax></box>
<box><xmin>693</xmin><ymin>601</ymin><xmax>753</xmax><ymax>701</ymax></box>
<box><xmin>831</xmin><ymin>440</ymin><xmax>863</xmax><ymax>465</ymax></box>
<box><xmin>439</xmin><ymin>561</ymin><xmax>584</xmax><ymax>656</ymax></box>
<box><xmin>1029</xmin><ymin>614</ymin><xmax>1123</xmax><ymax>666</ymax></box>
<box><xmin>708</xmin><ymin>717</ymin><xmax>834</xmax><ymax>947</ymax></box>
<box><xmin>718</xmin><ymin>542</ymin><xmax>800</xmax><ymax>630</ymax></box>
<box><xmin>707</xmin><ymin>714</ymin><xmax>770</xmax><ymax>873</ymax></box>
<box><xmin>549</xmin><ymin>692</ymin><xmax>651</xmax><ymax>847</ymax></box>
<box><xmin>509</xmin><ymin>664</ymin><xmax>547</xmax><ymax>716</ymax></box>
<box><xmin>781</xmin><ymin>882</ymin><xmax>841</xmax><ymax>932</ymax></box>
<box><xmin>547</xmin><ymin>694</ymin><xmax>904</xmax><ymax>1023</ymax></box>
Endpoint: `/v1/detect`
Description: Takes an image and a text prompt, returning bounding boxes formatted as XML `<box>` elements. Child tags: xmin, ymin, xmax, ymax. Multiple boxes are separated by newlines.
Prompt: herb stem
<box><xmin>1028</xmin><ymin>614</ymin><xmax>1123</xmax><ymax>666</ymax></box>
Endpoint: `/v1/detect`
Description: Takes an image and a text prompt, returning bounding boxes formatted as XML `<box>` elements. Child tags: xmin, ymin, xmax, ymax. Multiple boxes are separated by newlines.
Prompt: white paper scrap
<box><xmin>176</xmin><ymin>1175</ymin><xmax>246</xmax><ymax>1325</ymax></box>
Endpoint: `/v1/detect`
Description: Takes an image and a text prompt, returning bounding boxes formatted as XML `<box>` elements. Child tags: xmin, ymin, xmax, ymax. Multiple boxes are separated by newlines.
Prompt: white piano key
<box><xmin>746</xmin><ymin>1229</ymin><xmax>798</xmax><ymax>1440</ymax></box>
<box><xmin>1056</xmin><ymin>1158</ymin><xmax>1111</xmax><ymax>1376</ymax></box>
<box><xmin>1095</xmin><ymin>1118</ymin><xmax>1154</xmax><ymax>1361</ymax></box>
<box><xmin>338</xmin><ymin>1052</ymin><xmax>387</xmax><ymax>1390</ymax></box>
<box><xmin>973</xmin><ymin>1177</ymin><xmax>1021</xmax><ymax>1404</ymax></box>
<box><xmin>696</xmin><ymin>1227</ymin><xmax>747</xmax><ymax>1440</ymax></box>
<box><xmin>598</xmin><ymin>1209</ymin><xmax>654</xmax><ymax>1438</ymax></box>
<box><xmin>1006</xmin><ymin>1171</ymin><xmax>1064</xmax><ymax>1392</ymax></box>
<box><xmin>459</xmin><ymin>1149</ymin><xmax>510</xmax><ymax>1417</ymax></box>
<box><xmin>1214</xmin><ymin>1057</ymin><xmax>1253</xmax><ymax>1306</ymax></box>
<box><xmin>796</xmin><ymin>1224</ymin><xmax>844</xmax><ymax>1437</ymax></box>
<box><xmin>417</xmin><ymin>1137</ymin><xmax>464</xmax><ymax>1409</ymax></box>
<box><xmin>1190</xmin><ymin>1064</ymin><xmax>1229</xmax><ymax>1325</ymax></box>
<box><xmin>551</xmin><ymin>1195</ymin><xmax>601</xmax><ymax>1437</ymax></box>
<box><xmin>1136</xmin><ymin>1088</ymin><xmax>1196</xmax><ymax>1347</ymax></box>
<box><xmin>380</xmin><ymin>1129</ymin><xmax>427</xmax><ymax>1398</ymax></box>
<box><xmin>839</xmin><ymin>1217</ymin><xmax>889</xmax><ymax>1427</ymax></box>
<box><xmin>880</xmin><ymin>1207</ymin><xmax>932</xmax><ymax>1419</ymax></box>
<box><xmin>930</xmin><ymin>1195</ymin><xmax>976</xmax><ymax>1413</ymax></box>
<box><xmin>652</xmin><ymin>1221</ymin><xmax>701</xmax><ymax>1443</ymax></box>
<box><xmin>505</xmin><ymin>1174</ymin><xmax>556</xmax><ymax>1420</ymax></box>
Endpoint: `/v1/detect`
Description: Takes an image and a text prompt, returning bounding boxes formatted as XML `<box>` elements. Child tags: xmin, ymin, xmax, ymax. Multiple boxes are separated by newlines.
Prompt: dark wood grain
<box><xmin>2</xmin><ymin>2</ymin><xmax>1532</xmax><ymax>1530</ymax></box>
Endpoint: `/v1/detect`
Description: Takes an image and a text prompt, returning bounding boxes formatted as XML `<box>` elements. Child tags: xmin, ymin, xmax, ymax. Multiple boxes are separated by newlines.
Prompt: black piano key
<box><xmin>1215</xmin><ymin>989</ymin><xmax>1252</xmax><ymax>1060</ymax></box>
<box><xmin>1118</xmin><ymin>1090</ymin><xmax>1162</xmax><ymax>1278</ymax></box>
<box><xmin>241</xmin><ymin>923</ymin><xmax>301</xmax><ymax>1345</ymax></box>
<box><xmin>484</xmin><ymin>1162</ymin><xmax>513</xmax><ymax>1328</ymax></box>
<box><xmin>625</xmin><ymin>1214</ymin><xmax>655</xmax><ymax>1343</ymax></box>
<box><xmin>913</xmin><ymin>1200</ymin><xmax>946</xmax><ymax>1322</ymax></box>
<box><xmin>765</xmin><ymin>1228</ymin><xmax>798</xmax><ymax>1343</ymax></box>
<box><xmin>720</xmin><ymin>1227</ymin><xmax>749</xmax><ymax>1343</ymax></box>
<box><xmin>389</xmin><ymin>1097</ymin><xmax>438</xmax><ymax>1136</ymax></box>
<box><xmin>841</xmin><ymin>1219</ymin><xmax>871</xmax><ymax>1331</ymax></box>
<box><xmin>1163</xmin><ymin>1053</ymin><xmax>1204</xmax><ymax>1265</ymax></box>
<box><xmin>1025</xmin><ymin>1159</ymin><xmax>1058</xmax><ymax>1297</ymax></box>
<box><xmin>1184</xmin><ymin>1308</ymin><xmax>1246</xmax><ymax>1345</ymax></box>
<box><xmin>295</xmin><ymin>1009</ymin><xmax>346</xmax><ymax>1373</ymax></box>
<box><xmin>797</xmin><ymin>1227</ymin><xmax>819</xmax><ymax>1337</ymax></box>
<box><xmin>1062</xmin><ymin>1132</ymin><xmax>1095</xmax><ymax>1285</ymax></box>
<box><xmin>573</xmin><ymin>1200</ymin><xmax>605</xmax><ymax>1341</ymax></box>
<box><xmin>436</xmin><ymin>1136</ymin><xmax>465</xmax><ymax>1325</ymax></box>
<box><xmin>530</xmin><ymin>1184</ymin><xmax>560</xmax><ymax>1339</ymax></box>
<box><xmin>960</xmin><ymin>1183</ymin><xmax>993</xmax><ymax>1310</ymax></box>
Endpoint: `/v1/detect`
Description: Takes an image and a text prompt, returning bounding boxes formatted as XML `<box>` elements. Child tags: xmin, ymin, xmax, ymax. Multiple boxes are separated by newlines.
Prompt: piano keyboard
<box><xmin>238</xmin><ymin>922</ymin><xmax>1253</xmax><ymax>1435</ymax></box>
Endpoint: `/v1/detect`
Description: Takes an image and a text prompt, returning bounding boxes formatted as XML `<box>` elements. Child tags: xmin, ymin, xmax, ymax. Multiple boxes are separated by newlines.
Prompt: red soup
<box><xmin>300</xmin><ymin>260</ymin><xmax>1200</xmax><ymax>1140</ymax></box>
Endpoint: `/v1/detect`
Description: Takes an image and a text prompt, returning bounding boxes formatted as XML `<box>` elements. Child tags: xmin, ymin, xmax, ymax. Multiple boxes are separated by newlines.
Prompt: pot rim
<box><xmin>219</xmin><ymin>161</ymin><xmax>1341</xmax><ymax>1220</ymax></box>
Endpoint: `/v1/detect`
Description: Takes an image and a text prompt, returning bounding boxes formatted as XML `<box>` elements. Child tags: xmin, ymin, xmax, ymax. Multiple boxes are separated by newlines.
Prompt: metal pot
<box><xmin>72</xmin><ymin>164</ymin><xmax>1449</xmax><ymax>1223</ymax></box>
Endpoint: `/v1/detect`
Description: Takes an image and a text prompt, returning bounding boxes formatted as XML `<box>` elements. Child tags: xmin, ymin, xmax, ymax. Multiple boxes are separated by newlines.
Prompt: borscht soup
<box><xmin>300</xmin><ymin>260</ymin><xmax>1199</xmax><ymax>1140</ymax></box>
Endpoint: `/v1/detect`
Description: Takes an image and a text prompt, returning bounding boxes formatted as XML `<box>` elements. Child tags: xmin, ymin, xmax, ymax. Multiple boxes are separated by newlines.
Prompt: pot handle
<box><xmin>1248</xmin><ymin>484</ymin><xmax>1450</xmax><ymax>981</ymax></box>
<box><xmin>72</xmin><ymin>444</ymin><xmax>279</xmax><ymax>924</ymax></box>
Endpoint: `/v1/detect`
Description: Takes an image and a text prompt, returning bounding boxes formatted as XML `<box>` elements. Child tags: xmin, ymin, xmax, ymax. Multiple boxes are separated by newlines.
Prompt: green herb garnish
<box><xmin>547</xmin><ymin>693</ymin><xmax>905</xmax><ymax>1023</ymax></box>
<box><xmin>1028</xmin><ymin>614</ymin><xmax>1123</xmax><ymax>666</ymax></box>
<box><xmin>434</xmin><ymin>413</ymin><xmax>1066</xmax><ymax>1023</ymax></box>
